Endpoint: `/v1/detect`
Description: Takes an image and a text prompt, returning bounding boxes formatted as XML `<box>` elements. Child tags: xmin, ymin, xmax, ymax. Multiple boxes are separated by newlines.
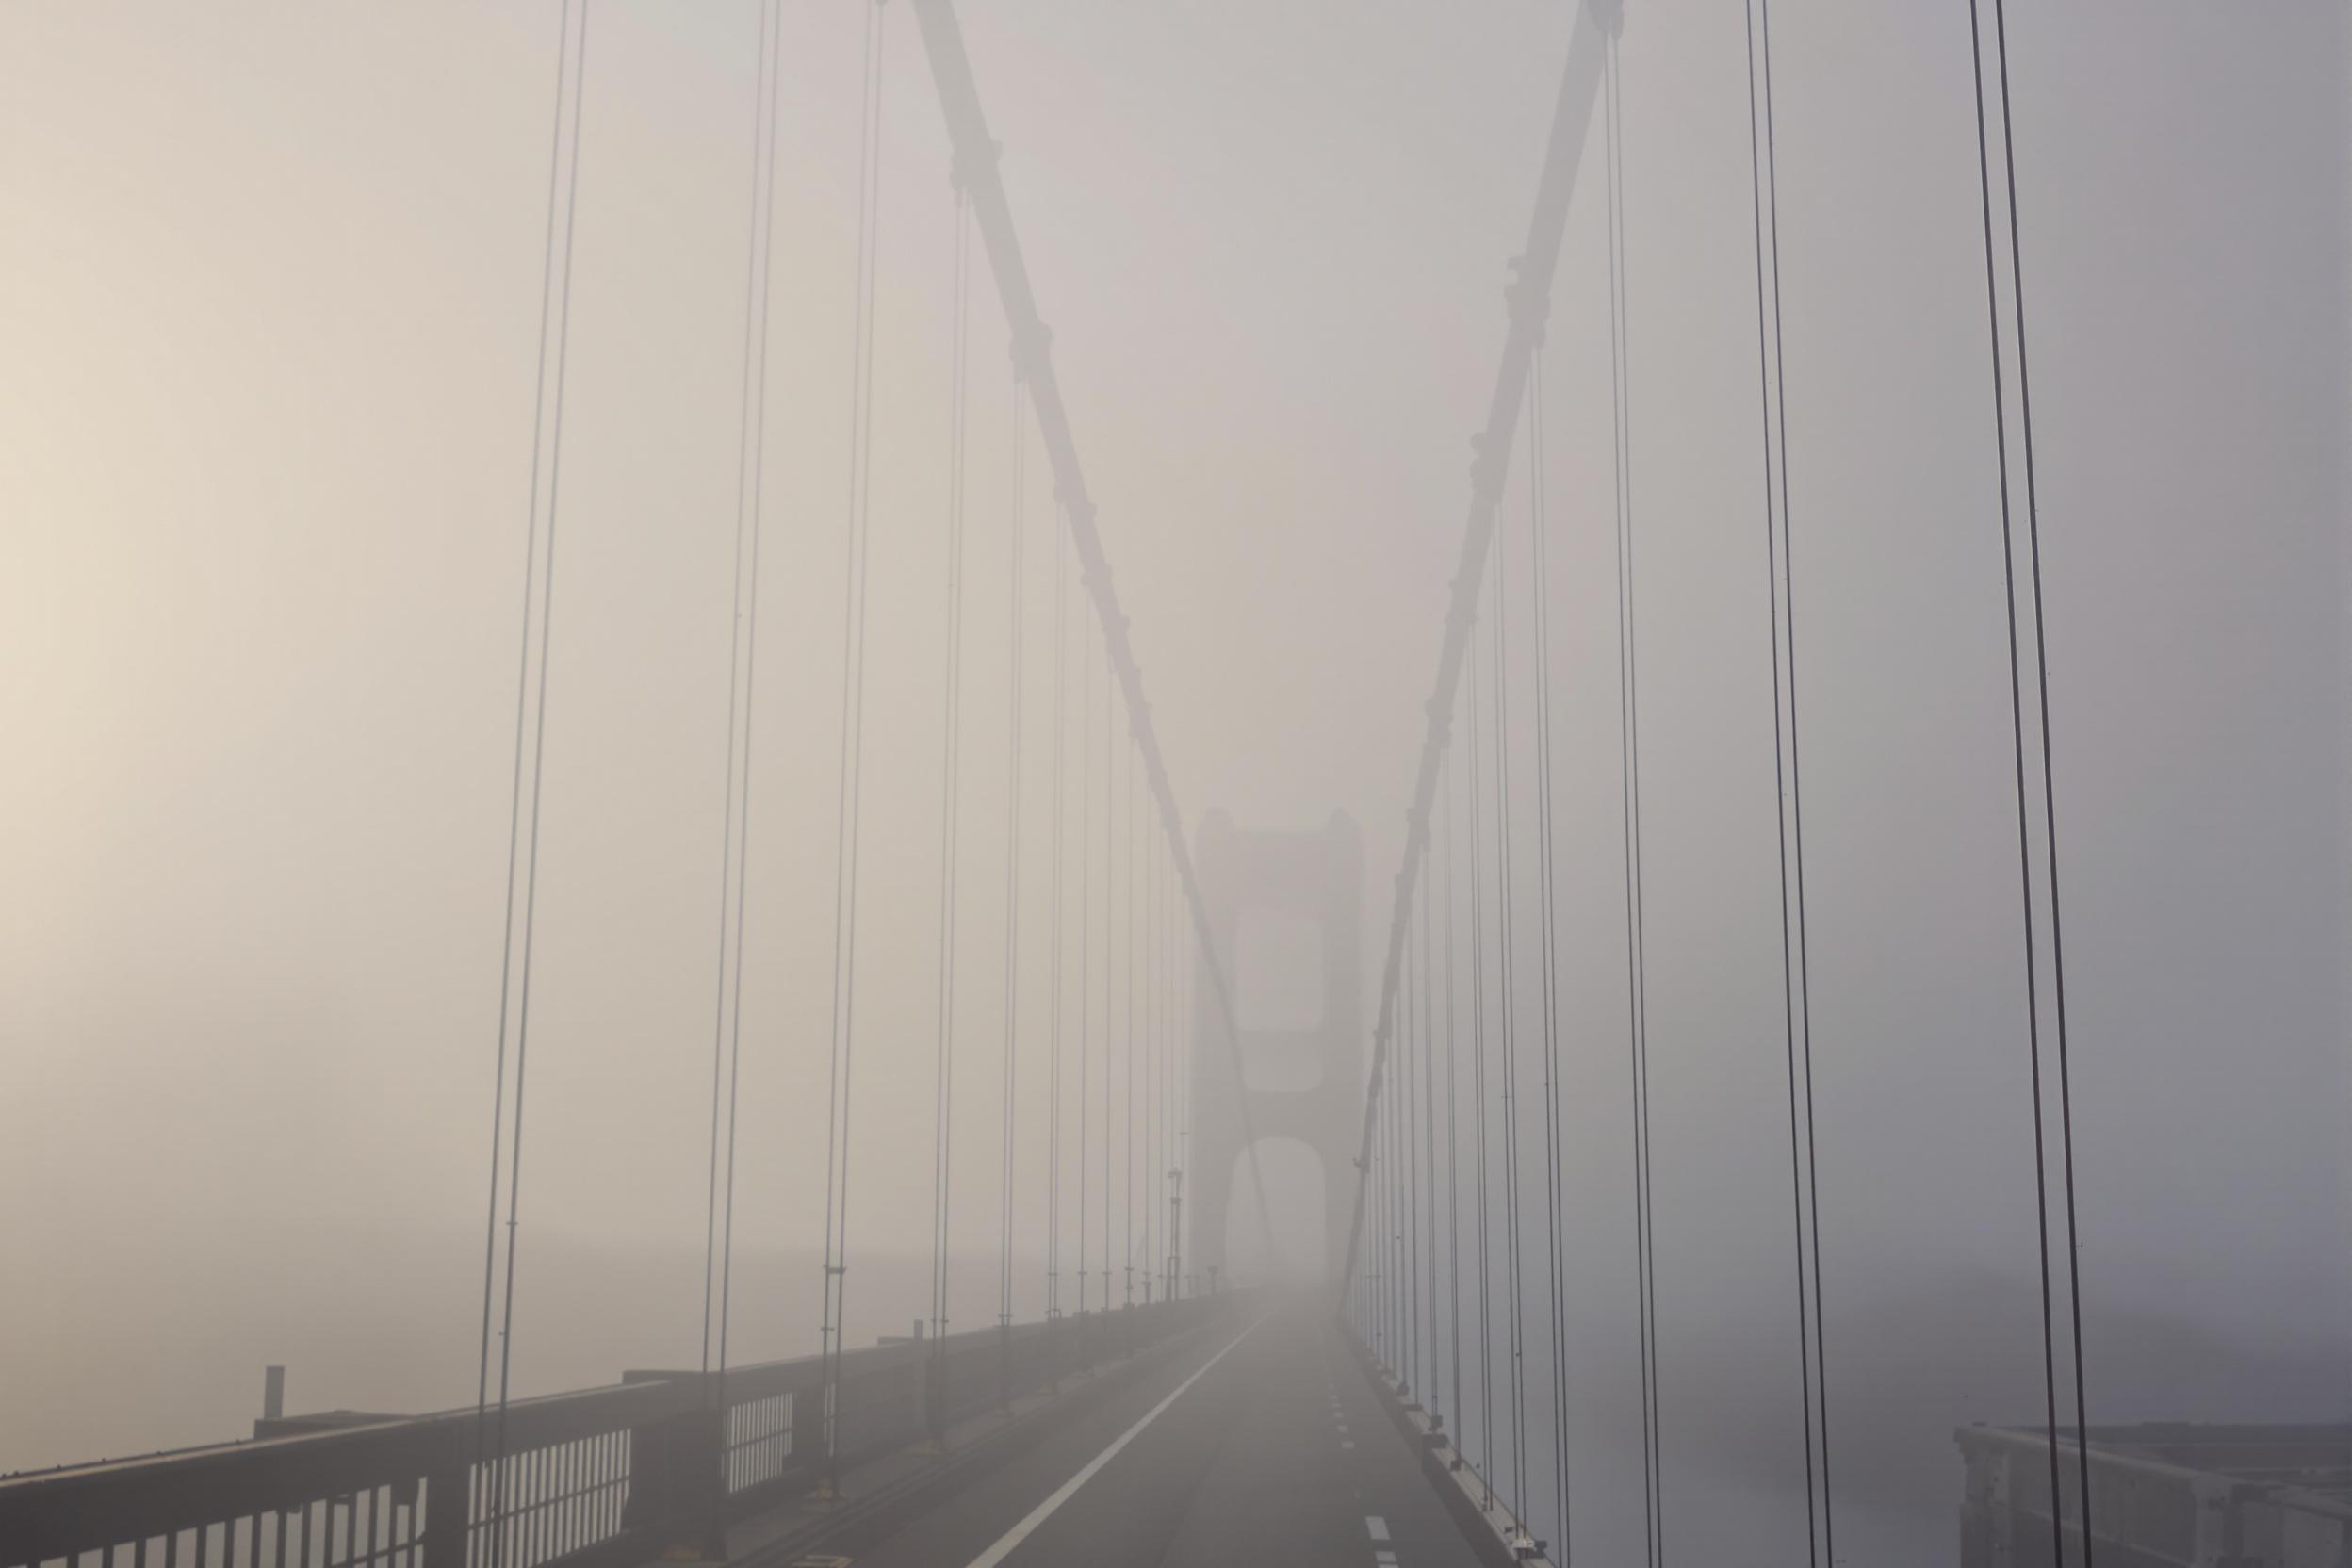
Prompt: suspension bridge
<box><xmin>3</xmin><ymin>1</ymin><xmax>2344</xmax><ymax>1567</ymax></box>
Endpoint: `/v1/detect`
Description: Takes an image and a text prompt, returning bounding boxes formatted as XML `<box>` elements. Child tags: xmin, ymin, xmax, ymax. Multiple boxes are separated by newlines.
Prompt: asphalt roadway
<box><xmin>839</xmin><ymin>1299</ymin><xmax>1483</xmax><ymax>1568</ymax></box>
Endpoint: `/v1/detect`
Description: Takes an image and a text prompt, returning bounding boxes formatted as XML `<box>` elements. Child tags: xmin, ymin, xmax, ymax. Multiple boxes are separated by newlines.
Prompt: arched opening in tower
<box><xmin>1220</xmin><ymin>1135</ymin><xmax>1328</xmax><ymax>1287</ymax></box>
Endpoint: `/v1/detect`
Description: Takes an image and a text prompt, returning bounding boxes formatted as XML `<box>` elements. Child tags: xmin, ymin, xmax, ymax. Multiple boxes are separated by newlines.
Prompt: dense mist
<box><xmin>3</xmin><ymin>3</ymin><xmax>2344</xmax><ymax>1563</ymax></box>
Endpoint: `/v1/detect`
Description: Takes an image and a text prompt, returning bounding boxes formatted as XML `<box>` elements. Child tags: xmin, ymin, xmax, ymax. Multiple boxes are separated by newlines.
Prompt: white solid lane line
<box><xmin>961</xmin><ymin>1315</ymin><xmax>1270</xmax><ymax>1568</ymax></box>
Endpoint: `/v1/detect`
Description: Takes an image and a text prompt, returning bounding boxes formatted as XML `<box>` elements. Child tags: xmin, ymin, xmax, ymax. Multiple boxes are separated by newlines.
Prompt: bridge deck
<box><xmin>742</xmin><ymin>1303</ymin><xmax>1481</xmax><ymax>1568</ymax></box>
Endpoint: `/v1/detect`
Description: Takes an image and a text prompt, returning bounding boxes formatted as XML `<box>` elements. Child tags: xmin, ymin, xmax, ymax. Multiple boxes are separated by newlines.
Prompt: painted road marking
<box><xmin>961</xmin><ymin>1315</ymin><xmax>1269</xmax><ymax>1568</ymax></box>
<box><xmin>1366</xmin><ymin>1516</ymin><xmax>1391</xmax><ymax>1542</ymax></box>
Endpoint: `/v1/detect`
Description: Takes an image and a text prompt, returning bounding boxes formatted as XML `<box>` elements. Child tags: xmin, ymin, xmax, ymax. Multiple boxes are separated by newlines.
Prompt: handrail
<box><xmin>0</xmin><ymin>1298</ymin><xmax>1232</xmax><ymax>1568</ymax></box>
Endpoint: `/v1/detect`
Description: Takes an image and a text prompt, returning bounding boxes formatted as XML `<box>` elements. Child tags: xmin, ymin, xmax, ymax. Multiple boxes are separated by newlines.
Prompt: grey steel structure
<box><xmin>1956</xmin><ymin>1422</ymin><xmax>2352</xmax><ymax>1568</ymax></box>
<box><xmin>1187</xmin><ymin>812</ymin><xmax>1364</xmax><ymax>1286</ymax></box>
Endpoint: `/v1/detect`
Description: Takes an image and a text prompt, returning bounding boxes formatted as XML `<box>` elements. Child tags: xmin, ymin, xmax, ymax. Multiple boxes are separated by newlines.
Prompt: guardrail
<box><xmin>1956</xmin><ymin>1422</ymin><xmax>2352</xmax><ymax>1568</ymax></box>
<box><xmin>1345</xmin><ymin>1325</ymin><xmax>1544</xmax><ymax>1567</ymax></box>
<box><xmin>0</xmin><ymin>1297</ymin><xmax>1228</xmax><ymax>1568</ymax></box>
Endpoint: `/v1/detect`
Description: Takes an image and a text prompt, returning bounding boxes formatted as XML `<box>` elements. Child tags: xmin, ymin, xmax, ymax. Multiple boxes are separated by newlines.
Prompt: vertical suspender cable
<box><xmin>1134</xmin><ymin>743</ymin><xmax>1143</xmax><ymax>1307</ymax></box>
<box><xmin>1143</xmin><ymin>798</ymin><xmax>1156</xmax><ymax>1301</ymax></box>
<box><xmin>1405</xmin><ymin>930</ymin><xmax>1422</xmax><ymax>1398</ymax></box>
<box><xmin>1492</xmin><ymin>466</ymin><xmax>1530</xmax><ymax>1518</ymax></box>
<box><xmin>1527</xmin><ymin>351</ymin><xmax>1576</xmax><ymax>1562</ymax></box>
<box><xmin>1373</xmin><ymin>991</ymin><xmax>1392</xmax><ymax>1363</ymax></box>
<box><xmin>477</xmin><ymin>7</ymin><xmax>590</xmax><ymax>1553</ymax></box>
<box><xmin>476</xmin><ymin>0</ymin><xmax>575</xmax><ymax>1432</ymax></box>
<box><xmin>999</xmin><ymin>366</ymin><xmax>1027</xmax><ymax>1364</ymax></box>
<box><xmin>1101</xmin><ymin>655</ymin><xmax>1114</xmax><ymax>1300</ymax></box>
<box><xmin>1390</xmin><ymin>1025</ymin><xmax>1402</xmax><ymax>1359</ymax></box>
<box><xmin>1047</xmin><ymin>501</ymin><xmax>1067</xmax><ymax>1329</ymax></box>
<box><xmin>1169</xmin><ymin>825</ymin><xmax>1177</xmax><ymax>1290</ymax></box>
<box><xmin>1391</xmin><ymin>948</ymin><xmax>1407</xmax><ymax>1368</ymax></box>
<box><xmin>1601</xmin><ymin>33</ymin><xmax>1662</xmax><ymax>1568</ymax></box>
<box><xmin>1110</xmin><ymin>718</ymin><xmax>1123</xmax><ymax>1314</ymax></box>
<box><xmin>1374</xmin><ymin>1043</ymin><xmax>1387</xmax><ymax>1352</ymax></box>
<box><xmin>927</xmin><ymin>186</ymin><xmax>975</xmax><ymax>1415</ymax></box>
<box><xmin>701</xmin><ymin>0</ymin><xmax>774</xmax><ymax>1384</ymax></box>
<box><xmin>1388</xmin><ymin>890</ymin><xmax>1403</xmax><ymax>1361</ymax></box>
<box><xmin>1078</xmin><ymin>620</ymin><xmax>1093</xmax><ymax>1318</ymax></box>
<box><xmin>1388</xmin><ymin>976</ymin><xmax>1402</xmax><ymax>1361</ymax></box>
<box><xmin>1400</xmin><ymin>956</ymin><xmax>1414</xmax><ymax>1380</ymax></box>
<box><xmin>1181</xmin><ymin>837</ymin><xmax>1192</xmax><ymax>1296</ymax></box>
<box><xmin>1991</xmin><ymin>26</ymin><xmax>2093</xmax><ymax>1498</ymax></box>
<box><xmin>1375</xmin><ymin>980</ymin><xmax>1387</xmax><ymax>1351</ymax></box>
<box><xmin>818</xmin><ymin>0</ymin><xmax>889</xmax><ymax>1485</ymax></box>
<box><xmin>1167</xmin><ymin>832</ymin><xmax>1183</xmax><ymax>1297</ymax></box>
<box><xmin>1419</xmin><ymin>837</ymin><xmax>1440</xmax><ymax>1434</ymax></box>
<box><xmin>1742</xmin><ymin>2</ymin><xmax>1833</xmax><ymax>1559</ymax></box>
<box><xmin>705</xmin><ymin>10</ymin><xmax>785</xmax><ymax>1532</ymax></box>
<box><xmin>1966</xmin><ymin>1</ymin><xmax>2094</xmax><ymax>1557</ymax></box>
<box><xmin>1466</xmin><ymin>620</ymin><xmax>1495</xmax><ymax>1506</ymax></box>
<box><xmin>1443</xmin><ymin>751</ymin><xmax>1464</xmax><ymax>1462</ymax></box>
<box><xmin>1172</xmin><ymin>755</ymin><xmax>1183</xmax><ymax>1295</ymax></box>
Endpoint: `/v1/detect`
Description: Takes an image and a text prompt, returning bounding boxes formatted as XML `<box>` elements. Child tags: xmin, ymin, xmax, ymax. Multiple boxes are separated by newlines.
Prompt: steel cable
<box><xmin>1599</xmin><ymin>35</ymin><xmax>1663</xmax><ymax>1567</ymax></box>
<box><xmin>1966</xmin><ymin>1</ymin><xmax>2095</xmax><ymax>1556</ymax></box>
<box><xmin>1492</xmin><ymin>452</ymin><xmax>1530</xmax><ymax>1518</ymax></box>
<box><xmin>1466</xmin><ymin>617</ymin><xmax>1496</xmax><ymax>1505</ymax></box>
<box><xmin>478</xmin><ymin>6</ymin><xmax>591</xmax><ymax>1551</ymax></box>
<box><xmin>1527</xmin><ymin>351</ymin><xmax>1576</xmax><ymax>1563</ymax></box>
<box><xmin>1742</xmin><ymin>3</ymin><xmax>1833</xmax><ymax>1558</ymax></box>
<box><xmin>818</xmin><ymin>0</ymin><xmax>890</xmax><ymax>1481</ymax></box>
<box><xmin>999</xmin><ymin>361</ymin><xmax>1027</xmax><ymax>1342</ymax></box>
<box><xmin>927</xmin><ymin>187</ymin><xmax>975</xmax><ymax>1408</ymax></box>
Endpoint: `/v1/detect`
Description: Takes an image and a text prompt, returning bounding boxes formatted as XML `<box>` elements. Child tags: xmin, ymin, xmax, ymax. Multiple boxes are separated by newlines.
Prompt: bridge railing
<box><xmin>0</xmin><ymin>1297</ymin><xmax>1231</xmax><ymax>1568</ymax></box>
<box><xmin>1955</xmin><ymin>1422</ymin><xmax>2352</xmax><ymax>1568</ymax></box>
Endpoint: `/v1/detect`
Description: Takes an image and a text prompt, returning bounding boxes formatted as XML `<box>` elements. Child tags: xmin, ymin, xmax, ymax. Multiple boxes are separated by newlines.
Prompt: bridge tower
<box><xmin>1188</xmin><ymin>810</ymin><xmax>1363</xmax><ymax>1285</ymax></box>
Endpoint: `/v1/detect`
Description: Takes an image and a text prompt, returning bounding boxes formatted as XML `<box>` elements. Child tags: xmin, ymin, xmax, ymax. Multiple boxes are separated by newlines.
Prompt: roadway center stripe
<box><xmin>962</xmin><ymin>1314</ymin><xmax>1270</xmax><ymax>1568</ymax></box>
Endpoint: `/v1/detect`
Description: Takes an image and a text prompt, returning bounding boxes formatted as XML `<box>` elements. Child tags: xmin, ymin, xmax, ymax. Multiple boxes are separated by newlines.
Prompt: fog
<box><xmin>2</xmin><ymin>3</ymin><xmax>2344</xmax><ymax>1563</ymax></box>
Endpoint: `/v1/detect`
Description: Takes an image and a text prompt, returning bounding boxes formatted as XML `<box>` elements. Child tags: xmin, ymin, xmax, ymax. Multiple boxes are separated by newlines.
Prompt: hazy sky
<box><xmin>1</xmin><ymin>3</ymin><xmax>2344</xmax><ymax>1547</ymax></box>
